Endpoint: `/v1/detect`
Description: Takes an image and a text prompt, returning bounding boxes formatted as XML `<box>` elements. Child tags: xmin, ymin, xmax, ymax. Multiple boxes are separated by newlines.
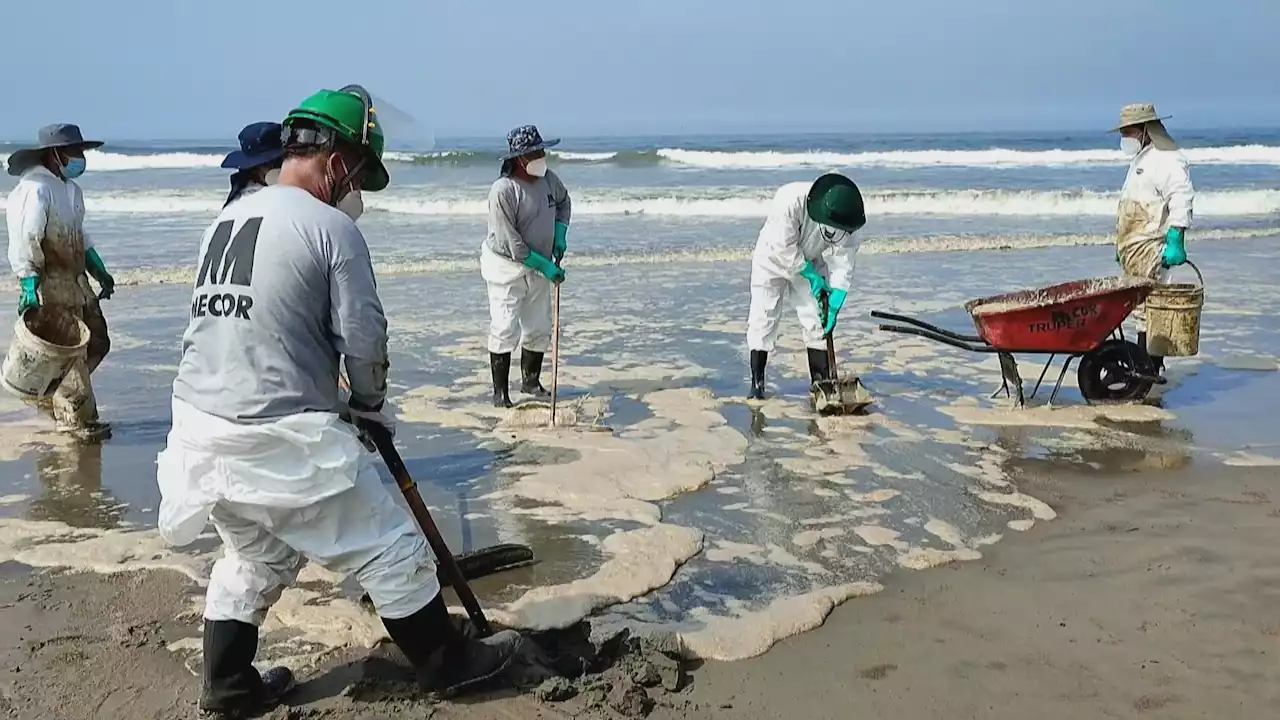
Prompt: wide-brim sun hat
<box><xmin>500</xmin><ymin>124</ymin><xmax>560</xmax><ymax>160</ymax></box>
<box><xmin>806</xmin><ymin>173</ymin><xmax>866</xmax><ymax>234</ymax></box>
<box><xmin>1111</xmin><ymin>103</ymin><xmax>1172</xmax><ymax>132</ymax></box>
<box><xmin>222</xmin><ymin>121</ymin><xmax>286</xmax><ymax>170</ymax></box>
<box><xmin>6</xmin><ymin>123</ymin><xmax>104</xmax><ymax>177</ymax></box>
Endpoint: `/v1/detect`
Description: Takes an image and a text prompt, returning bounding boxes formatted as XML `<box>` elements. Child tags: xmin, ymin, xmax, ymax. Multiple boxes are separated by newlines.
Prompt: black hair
<box><xmin>223</xmin><ymin>170</ymin><xmax>253</xmax><ymax>208</ymax></box>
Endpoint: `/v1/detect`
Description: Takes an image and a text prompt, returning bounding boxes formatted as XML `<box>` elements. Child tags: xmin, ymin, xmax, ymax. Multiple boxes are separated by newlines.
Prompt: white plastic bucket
<box><xmin>1145</xmin><ymin>261</ymin><xmax>1204</xmax><ymax>358</ymax></box>
<box><xmin>1</xmin><ymin>309</ymin><xmax>90</xmax><ymax>399</ymax></box>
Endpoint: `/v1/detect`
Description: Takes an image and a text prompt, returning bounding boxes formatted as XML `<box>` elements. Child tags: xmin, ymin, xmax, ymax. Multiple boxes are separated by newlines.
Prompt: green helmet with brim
<box><xmin>806</xmin><ymin>173</ymin><xmax>866</xmax><ymax>234</ymax></box>
<box><xmin>283</xmin><ymin>86</ymin><xmax>389</xmax><ymax>192</ymax></box>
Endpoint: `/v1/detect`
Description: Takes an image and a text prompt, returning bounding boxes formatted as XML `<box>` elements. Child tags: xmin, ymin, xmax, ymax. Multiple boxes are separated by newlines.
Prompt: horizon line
<box><xmin>2</xmin><ymin>123</ymin><xmax>1278</xmax><ymax>147</ymax></box>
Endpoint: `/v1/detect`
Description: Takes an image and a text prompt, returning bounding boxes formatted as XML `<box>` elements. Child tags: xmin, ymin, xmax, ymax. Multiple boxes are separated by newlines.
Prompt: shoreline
<box><xmin>3</xmin><ymin>460</ymin><xmax>1275</xmax><ymax>719</ymax></box>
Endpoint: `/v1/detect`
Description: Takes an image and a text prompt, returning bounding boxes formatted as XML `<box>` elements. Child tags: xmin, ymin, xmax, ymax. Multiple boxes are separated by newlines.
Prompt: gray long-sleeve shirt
<box><xmin>484</xmin><ymin>170</ymin><xmax>571</xmax><ymax>263</ymax></box>
<box><xmin>172</xmin><ymin>185</ymin><xmax>389</xmax><ymax>422</ymax></box>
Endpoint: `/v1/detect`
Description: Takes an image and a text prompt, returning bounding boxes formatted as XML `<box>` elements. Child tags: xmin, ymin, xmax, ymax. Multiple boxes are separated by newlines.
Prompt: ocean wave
<box><xmin>12</xmin><ymin>187</ymin><xmax>1275</xmax><ymax>218</ymax></box>
<box><xmin>107</xmin><ymin>227</ymin><xmax>1279</xmax><ymax>287</ymax></box>
<box><xmin>0</xmin><ymin>149</ymin><xmax>227</xmax><ymax>172</ymax></box>
<box><xmin>655</xmin><ymin>145</ymin><xmax>1280</xmax><ymax>169</ymax></box>
<box><xmin>5</xmin><ymin>144</ymin><xmax>1280</xmax><ymax>173</ymax></box>
<box><xmin>371</xmin><ymin>188</ymin><xmax>1280</xmax><ymax>217</ymax></box>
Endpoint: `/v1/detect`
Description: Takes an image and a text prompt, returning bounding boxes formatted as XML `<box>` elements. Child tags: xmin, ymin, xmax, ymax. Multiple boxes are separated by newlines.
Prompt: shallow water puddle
<box><xmin>1</xmin><ymin>238</ymin><xmax>1278</xmax><ymax>668</ymax></box>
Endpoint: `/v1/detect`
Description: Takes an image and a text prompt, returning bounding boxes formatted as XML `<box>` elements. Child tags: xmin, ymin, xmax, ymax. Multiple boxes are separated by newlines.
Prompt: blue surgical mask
<box><xmin>62</xmin><ymin>156</ymin><xmax>87</xmax><ymax>179</ymax></box>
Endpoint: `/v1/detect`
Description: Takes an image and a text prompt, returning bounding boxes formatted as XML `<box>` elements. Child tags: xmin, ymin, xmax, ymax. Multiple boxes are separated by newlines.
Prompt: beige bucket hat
<box><xmin>1111</xmin><ymin>103</ymin><xmax>1171</xmax><ymax>131</ymax></box>
<box><xmin>1111</xmin><ymin>103</ymin><xmax>1178</xmax><ymax>150</ymax></box>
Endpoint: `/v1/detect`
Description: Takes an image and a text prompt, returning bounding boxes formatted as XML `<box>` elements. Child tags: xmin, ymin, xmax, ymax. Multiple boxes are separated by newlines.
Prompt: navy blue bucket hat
<box><xmin>221</xmin><ymin>122</ymin><xmax>285</xmax><ymax>170</ymax></box>
<box><xmin>499</xmin><ymin>125</ymin><xmax>560</xmax><ymax>160</ymax></box>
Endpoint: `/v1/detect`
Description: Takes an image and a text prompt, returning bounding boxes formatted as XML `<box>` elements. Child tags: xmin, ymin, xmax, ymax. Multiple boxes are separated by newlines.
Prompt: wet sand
<box><xmin>3</xmin><ymin>460</ymin><xmax>1276</xmax><ymax>719</ymax></box>
<box><xmin>0</xmin><ymin>234</ymin><xmax>1276</xmax><ymax>716</ymax></box>
<box><xmin>655</xmin><ymin>461</ymin><xmax>1280</xmax><ymax>719</ymax></box>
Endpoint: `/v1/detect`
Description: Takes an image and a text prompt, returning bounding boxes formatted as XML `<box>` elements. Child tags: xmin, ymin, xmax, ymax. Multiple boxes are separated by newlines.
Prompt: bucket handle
<box><xmin>1165</xmin><ymin>260</ymin><xmax>1203</xmax><ymax>288</ymax></box>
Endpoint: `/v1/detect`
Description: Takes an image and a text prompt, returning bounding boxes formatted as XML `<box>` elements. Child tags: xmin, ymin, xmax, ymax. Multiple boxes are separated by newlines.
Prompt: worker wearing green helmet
<box><xmin>746</xmin><ymin>173</ymin><xmax>867</xmax><ymax>401</ymax></box>
<box><xmin>158</xmin><ymin>85</ymin><xmax>523</xmax><ymax>719</ymax></box>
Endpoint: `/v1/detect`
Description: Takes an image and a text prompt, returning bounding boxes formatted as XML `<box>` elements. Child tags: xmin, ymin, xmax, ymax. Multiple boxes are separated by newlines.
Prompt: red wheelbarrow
<box><xmin>871</xmin><ymin>276</ymin><xmax>1166</xmax><ymax>406</ymax></box>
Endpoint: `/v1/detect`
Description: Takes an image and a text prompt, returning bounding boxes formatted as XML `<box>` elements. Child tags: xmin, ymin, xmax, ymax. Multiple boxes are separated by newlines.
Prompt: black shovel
<box><xmin>811</xmin><ymin>291</ymin><xmax>873</xmax><ymax>416</ymax></box>
<box><xmin>357</xmin><ymin>421</ymin><xmax>536</xmax><ymax>634</ymax></box>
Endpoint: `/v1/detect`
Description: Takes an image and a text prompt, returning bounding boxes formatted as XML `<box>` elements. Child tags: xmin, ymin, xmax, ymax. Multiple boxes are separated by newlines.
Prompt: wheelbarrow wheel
<box><xmin>1077</xmin><ymin>339</ymin><xmax>1156</xmax><ymax>404</ymax></box>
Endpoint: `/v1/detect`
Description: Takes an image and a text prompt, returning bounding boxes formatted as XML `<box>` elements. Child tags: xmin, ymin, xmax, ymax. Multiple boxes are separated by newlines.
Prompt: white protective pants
<box><xmin>1116</xmin><ymin>198</ymin><xmax>1173</xmax><ymax>334</ymax></box>
<box><xmin>747</xmin><ymin>273</ymin><xmax>826</xmax><ymax>352</ymax></box>
<box><xmin>204</xmin><ymin>458</ymin><xmax>440</xmax><ymax>625</ymax></box>
<box><xmin>481</xmin><ymin>248</ymin><xmax>552</xmax><ymax>355</ymax></box>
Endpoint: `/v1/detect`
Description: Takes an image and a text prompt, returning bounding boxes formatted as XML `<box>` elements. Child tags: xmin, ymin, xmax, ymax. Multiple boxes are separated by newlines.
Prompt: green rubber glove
<box><xmin>17</xmin><ymin>276</ymin><xmax>39</xmax><ymax>315</ymax></box>
<box><xmin>553</xmin><ymin>222</ymin><xmax>568</xmax><ymax>264</ymax></box>
<box><xmin>822</xmin><ymin>288</ymin><xmax>847</xmax><ymax>335</ymax></box>
<box><xmin>86</xmin><ymin>248</ymin><xmax>115</xmax><ymax>299</ymax></box>
<box><xmin>799</xmin><ymin>260</ymin><xmax>829</xmax><ymax>299</ymax></box>
<box><xmin>522</xmin><ymin>250</ymin><xmax>566</xmax><ymax>284</ymax></box>
<box><xmin>1161</xmin><ymin>227</ymin><xmax>1187</xmax><ymax>267</ymax></box>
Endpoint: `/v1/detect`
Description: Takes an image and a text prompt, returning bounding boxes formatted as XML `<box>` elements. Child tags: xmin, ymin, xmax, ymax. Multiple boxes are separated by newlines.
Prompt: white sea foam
<box><xmin>107</xmin><ymin>226</ymin><xmax>1280</xmax><ymax>287</ymax></box>
<box><xmin>5</xmin><ymin>187</ymin><xmax>1277</xmax><ymax>219</ymax></box>
<box><xmin>656</xmin><ymin>144</ymin><xmax>1280</xmax><ymax>169</ymax></box>
<box><xmin>368</xmin><ymin>188</ymin><xmax>1280</xmax><ymax>218</ymax></box>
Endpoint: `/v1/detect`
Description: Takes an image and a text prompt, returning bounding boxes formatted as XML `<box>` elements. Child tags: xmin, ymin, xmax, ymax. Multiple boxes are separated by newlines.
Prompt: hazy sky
<box><xmin>5</xmin><ymin>0</ymin><xmax>1278</xmax><ymax>142</ymax></box>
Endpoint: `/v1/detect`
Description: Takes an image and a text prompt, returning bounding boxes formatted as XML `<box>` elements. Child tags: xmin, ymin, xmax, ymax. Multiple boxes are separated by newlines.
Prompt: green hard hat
<box><xmin>806</xmin><ymin>173</ymin><xmax>866</xmax><ymax>234</ymax></box>
<box><xmin>284</xmin><ymin>87</ymin><xmax>389</xmax><ymax>192</ymax></box>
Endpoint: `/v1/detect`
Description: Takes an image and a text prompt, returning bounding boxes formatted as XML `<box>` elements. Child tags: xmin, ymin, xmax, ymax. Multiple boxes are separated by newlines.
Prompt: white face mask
<box><xmin>524</xmin><ymin>157</ymin><xmax>548</xmax><ymax>177</ymax></box>
<box><xmin>263</xmin><ymin>168</ymin><xmax>281</xmax><ymax>186</ymax></box>
<box><xmin>1120</xmin><ymin>136</ymin><xmax>1143</xmax><ymax>157</ymax></box>
<box><xmin>338</xmin><ymin>189</ymin><xmax>364</xmax><ymax>221</ymax></box>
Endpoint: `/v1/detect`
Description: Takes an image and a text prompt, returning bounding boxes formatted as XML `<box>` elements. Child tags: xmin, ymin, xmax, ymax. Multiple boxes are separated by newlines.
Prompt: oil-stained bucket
<box><xmin>1</xmin><ymin>308</ymin><xmax>90</xmax><ymax>398</ymax></box>
<box><xmin>1145</xmin><ymin>261</ymin><xmax>1204</xmax><ymax>358</ymax></box>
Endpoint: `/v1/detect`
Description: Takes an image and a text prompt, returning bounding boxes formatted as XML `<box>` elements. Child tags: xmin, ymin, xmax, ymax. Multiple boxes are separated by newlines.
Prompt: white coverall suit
<box><xmin>1116</xmin><ymin>145</ymin><xmax>1194</xmax><ymax>332</ymax></box>
<box><xmin>747</xmin><ymin>181</ymin><xmax>859</xmax><ymax>352</ymax></box>
<box><xmin>157</xmin><ymin>186</ymin><xmax>438</xmax><ymax>626</ymax></box>
<box><xmin>5</xmin><ymin>165</ymin><xmax>110</xmax><ymax>429</ymax></box>
<box><xmin>480</xmin><ymin>171</ymin><xmax>572</xmax><ymax>355</ymax></box>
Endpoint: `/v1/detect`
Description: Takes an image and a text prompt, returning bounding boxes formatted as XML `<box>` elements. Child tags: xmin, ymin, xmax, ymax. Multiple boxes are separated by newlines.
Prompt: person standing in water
<box><xmin>156</xmin><ymin>86</ymin><xmax>522</xmax><ymax>719</ymax></box>
<box><xmin>746</xmin><ymin>173</ymin><xmax>866</xmax><ymax>400</ymax></box>
<box><xmin>481</xmin><ymin>125</ymin><xmax>571</xmax><ymax>408</ymax></box>
<box><xmin>4</xmin><ymin>124</ymin><xmax>114</xmax><ymax>437</ymax></box>
<box><xmin>1112</xmin><ymin>103</ymin><xmax>1195</xmax><ymax>374</ymax></box>
<box><xmin>220</xmin><ymin>121</ymin><xmax>285</xmax><ymax>208</ymax></box>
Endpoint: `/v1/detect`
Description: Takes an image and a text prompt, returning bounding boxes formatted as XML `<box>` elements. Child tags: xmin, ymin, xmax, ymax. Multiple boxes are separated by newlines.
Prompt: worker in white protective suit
<box><xmin>746</xmin><ymin>173</ymin><xmax>866</xmax><ymax>400</ymax></box>
<box><xmin>481</xmin><ymin>125</ymin><xmax>571</xmax><ymax>407</ymax></box>
<box><xmin>155</xmin><ymin>86</ymin><xmax>521</xmax><ymax>720</ymax></box>
<box><xmin>220</xmin><ymin>121</ymin><xmax>285</xmax><ymax>208</ymax></box>
<box><xmin>5</xmin><ymin>124</ymin><xmax>114</xmax><ymax>437</ymax></box>
<box><xmin>1111</xmin><ymin>103</ymin><xmax>1194</xmax><ymax>373</ymax></box>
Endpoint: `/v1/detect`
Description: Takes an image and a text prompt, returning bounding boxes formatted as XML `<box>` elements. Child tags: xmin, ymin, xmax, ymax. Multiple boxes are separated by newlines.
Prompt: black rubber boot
<box><xmin>381</xmin><ymin>594</ymin><xmax>524</xmax><ymax>697</ymax></box>
<box><xmin>807</xmin><ymin>348</ymin><xmax>832</xmax><ymax>385</ymax></box>
<box><xmin>1137</xmin><ymin>332</ymin><xmax>1165</xmax><ymax>375</ymax></box>
<box><xmin>748</xmin><ymin>350</ymin><xmax>768</xmax><ymax>400</ymax></box>
<box><xmin>519</xmin><ymin>349</ymin><xmax>551</xmax><ymax>397</ymax></box>
<box><xmin>490</xmin><ymin>352</ymin><xmax>513</xmax><ymax>408</ymax></box>
<box><xmin>198</xmin><ymin>620</ymin><xmax>295</xmax><ymax>719</ymax></box>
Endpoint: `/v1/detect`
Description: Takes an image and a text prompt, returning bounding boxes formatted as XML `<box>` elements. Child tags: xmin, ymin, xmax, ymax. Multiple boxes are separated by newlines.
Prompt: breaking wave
<box><xmin>653</xmin><ymin>145</ymin><xmax>1280</xmax><ymax>169</ymax></box>
<box><xmin>110</xmin><ymin>227</ymin><xmax>1278</xmax><ymax>287</ymax></box>
<box><xmin>4</xmin><ymin>144</ymin><xmax>1280</xmax><ymax>172</ymax></box>
<box><xmin>7</xmin><ymin>187</ymin><xmax>1276</xmax><ymax>218</ymax></box>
